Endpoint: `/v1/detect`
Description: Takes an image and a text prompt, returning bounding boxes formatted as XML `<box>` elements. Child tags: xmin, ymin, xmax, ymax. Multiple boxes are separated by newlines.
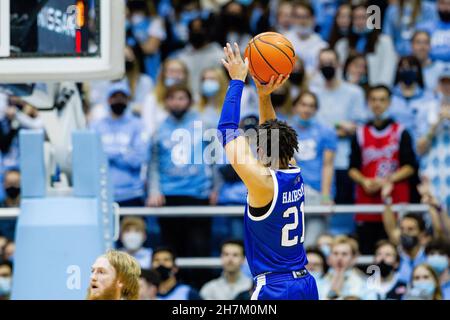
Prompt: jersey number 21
<box><xmin>282</xmin><ymin>202</ymin><xmax>305</xmax><ymax>247</ymax></box>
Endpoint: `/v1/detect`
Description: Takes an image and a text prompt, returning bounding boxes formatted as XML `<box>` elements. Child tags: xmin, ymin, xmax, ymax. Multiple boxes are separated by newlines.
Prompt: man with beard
<box><xmin>87</xmin><ymin>250</ymin><xmax>141</xmax><ymax>300</ymax></box>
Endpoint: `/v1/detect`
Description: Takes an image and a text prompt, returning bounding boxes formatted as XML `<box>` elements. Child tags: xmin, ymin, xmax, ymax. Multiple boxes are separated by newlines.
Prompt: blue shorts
<box><xmin>251</xmin><ymin>270</ymin><xmax>319</xmax><ymax>300</ymax></box>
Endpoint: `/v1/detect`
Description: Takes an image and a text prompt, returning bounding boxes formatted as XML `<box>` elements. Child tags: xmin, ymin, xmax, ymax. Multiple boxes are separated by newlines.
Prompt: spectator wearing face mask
<box><xmin>119</xmin><ymin>217</ymin><xmax>152</xmax><ymax>270</ymax></box>
<box><xmin>417</xmin><ymin>66</ymin><xmax>450</xmax><ymax>211</ymax></box>
<box><xmin>125</xmin><ymin>0</ymin><xmax>166</xmax><ymax>81</ymax></box>
<box><xmin>142</xmin><ymin>58</ymin><xmax>190</xmax><ymax>138</ymax></box>
<box><xmin>285</xmin><ymin>2</ymin><xmax>327</xmax><ymax>76</ymax></box>
<box><xmin>318</xmin><ymin>235</ymin><xmax>375</xmax><ymax>300</ymax></box>
<box><xmin>310</xmin><ymin>48</ymin><xmax>366</xmax><ymax>235</ymax></box>
<box><xmin>382</xmin><ymin>204</ymin><xmax>429</xmax><ymax>283</ymax></box>
<box><xmin>383</xmin><ymin>0</ymin><xmax>437</xmax><ymax>57</ymax></box>
<box><xmin>411</xmin><ymin>31</ymin><xmax>447</xmax><ymax>93</ymax></box>
<box><xmin>147</xmin><ymin>86</ymin><xmax>213</xmax><ymax>259</ymax></box>
<box><xmin>343</xmin><ymin>54</ymin><xmax>369</xmax><ymax>95</ymax></box>
<box><xmin>349</xmin><ymin>85</ymin><xmax>416</xmax><ymax>254</ymax></box>
<box><xmin>0</xmin><ymin>259</ymin><xmax>12</xmax><ymax>300</ymax></box>
<box><xmin>87</xmin><ymin>46</ymin><xmax>154</xmax><ymax>123</ymax></box>
<box><xmin>371</xmin><ymin>240</ymin><xmax>407</xmax><ymax>300</ymax></box>
<box><xmin>152</xmin><ymin>247</ymin><xmax>202</xmax><ymax>300</ymax></box>
<box><xmin>200</xmin><ymin>240</ymin><xmax>253</xmax><ymax>300</ymax></box>
<box><xmin>176</xmin><ymin>18</ymin><xmax>224</xmax><ymax>96</ymax></box>
<box><xmin>336</xmin><ymin>4</ymin><xmax>397</xmax><ymax>86</ymax></box>
<box><xmin>328</xmin><ymin>3</ymin><xmax>352</xmax><ymax>50</ymax></box>
<box><xmin>404</xmin><ymin>263</ymin><xmax>443</xmax><ymax>300</ymax></box>
<box><xmin>0</xmin><ymin>170</ymin><xmax>20</xmax><ymax>240</ymax></box>
<box><xmin>417</xmin><ymin>0</ymin><xmax>450</xmax><ymax>63</ymax></box>
<box><xmin>158</xmin><ymin>0</ymin><xmax>211</xmax><ymax>60</ymax></box>
<box><xmin>291</xmin><ymin>91</ymin><xmax>337</xmax><ymax>246</ymax></box>
<box><xmin>390</xmin><ymin>56</ymin><xmax>435</xmax><ymax>146</ymax></box>
<box><xmin>214</xmin><ymin>1</ymin><xmax>252</xmax><ymax>50</ymax></box>
<box><xmin>90</xmin><ymin>82</ymin><xmax>150</xmax><ymax>207</ymax></box>
<box><xmin>306</xmin><ymin>247</ymin><xmax>329</xmax><ymax>286</ymax></box>
<box><xmin>425</xmin><ymin>239</ymin><xmax>450</xmax><ymax>299</ymax></box>
<box><xmin>197</xmin><ymin>67</ymin><xmax>229</xmax><ymax>129</ymax></box>
<box><xmin>138</xmin><ymin>268</ymin><xmax>161</xmax><ymax>300</ymax></box>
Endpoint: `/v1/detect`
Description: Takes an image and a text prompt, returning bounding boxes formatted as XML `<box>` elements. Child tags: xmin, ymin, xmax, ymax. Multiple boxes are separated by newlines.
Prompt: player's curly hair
<box><xmin>257</xmin><ymin>119</ymin><xmax>299</xmax><ymax>168</ymax></box>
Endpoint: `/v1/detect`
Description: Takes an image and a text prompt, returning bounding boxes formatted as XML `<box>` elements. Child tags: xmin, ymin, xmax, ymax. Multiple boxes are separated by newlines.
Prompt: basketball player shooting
<box><xmin>218</xmin><ymin>43</ymin><xmax>319</xmax><ymax>300</ymax></box>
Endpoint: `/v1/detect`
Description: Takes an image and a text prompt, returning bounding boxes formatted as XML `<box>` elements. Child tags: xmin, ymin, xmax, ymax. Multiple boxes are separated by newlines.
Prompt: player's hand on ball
<box><xmin>252</xmin><ymin>74</ymin><xmax>289</xmax><ymax>96</ymax></box>
<box><xmin>221</xmin><ymin>42</ymin><xmax>249</xmax><ymax>82</ymax></box>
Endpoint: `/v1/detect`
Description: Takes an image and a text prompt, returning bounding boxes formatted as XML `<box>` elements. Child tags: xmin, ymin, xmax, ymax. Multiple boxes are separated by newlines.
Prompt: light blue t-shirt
<box><xmin>311</xmin><ymin>81</ymin><xmax>367</xmax><ymax>170</ymax></box>
<box><xmin>398</xmin><ymin>247</ymin><xmax>427</xmax><ymax>283</ymax></box>
<box><xmin>90</xmin><ymin>113</ymin><xmax>150</xmax><ymax>202</ymax></box>
<box><xmin>388</xmin><ymin>85</ymin><xmax>435</xmax><ymax>146</ymax></box>
<box><xmin>290</xmin><ymin>118</ymin><xmax>338</xmax><ymax>193</ymax></box>
<box><xmin>153</xmin><ymin>110</ymin><xmax>213</xmax><ymax>199</ymax></box>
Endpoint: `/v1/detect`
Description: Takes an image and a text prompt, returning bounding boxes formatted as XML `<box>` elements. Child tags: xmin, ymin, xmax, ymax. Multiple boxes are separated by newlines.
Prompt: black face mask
<box><xmin>224</xmin><ymin>14</ymin><xmax>245</xmax><ymax>31</ymax></box>
<box><xmin>438</xmin><ymin>10</ymin><xmax>450</xmax><ymax>22</ymax></box>
<box><xmin>189</xmin><ymin>32</ymin><xmax>206</xmax><ymax>49</ymax></box>
<box><xmin>377</xmin><ymin>260</ymin><xmax>395</xmax><ymax>278</ymax></box>
<box><xmin>170</xmin><ymin>109</ymin><xmax>188</xmax><ymax>120</ymax></box>
<box><xmin>110</xmin><ymin>103</ymin><xmax>127</xmax><ymax>116</ymax></box>
<box><xmin>289</xmin><ymin>71</ymin><xmax>304</xmax><ymax>85</ymax></box>
<box><xmin>156</xmin><ymin>265</ymin><xmax>172</xmax><ymax>281</ymax></box>
<box><xmin>271</xmin><ymin>93</ymin><xmax>288</xmax><ymax>106</ymax></box>
<box><xmin>5</xmin><ymin>186</ymin><xmax>20</xmax><ymax>199</ymax></box>
<box><xmin>398</xmin><ymin>69</ymin><xmax>418</xmax><ymax>86</ymax></box>
<box><xmin>320</xmin><ymin>65</ymin><xmax>336</xmax><ymax>80</ymax></box>
<box><xmin>401</xmin><ymin>234</ymin><xmax>419</xmax><ymax>251</ymax></box>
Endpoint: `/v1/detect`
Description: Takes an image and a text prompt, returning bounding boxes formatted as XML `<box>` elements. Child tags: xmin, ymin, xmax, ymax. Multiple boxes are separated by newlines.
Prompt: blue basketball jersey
<box><xmin>244</xmin><ymin>166</ymin><xmax>308</xmax><ymax>277</ymax></box>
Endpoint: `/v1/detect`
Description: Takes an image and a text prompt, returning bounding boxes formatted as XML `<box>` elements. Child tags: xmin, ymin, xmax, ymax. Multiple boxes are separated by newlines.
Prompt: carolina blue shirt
<box><xmin>397</xmin><ymin>247</ymin><xmax>427</xmax><ymax>283</ymax></box>
<box><xmin>290</xmin><ymin>118</ymin><xmax>338</xmax><ymax>193</ymax></box>
<box><xmin>383</xmin><ymin>2</ymin><xmax>437</xmax><ymax>56</ymax></box>
<box><xmin>244</xmin><ymin>167</ymin><xmax>308</xmax><ymax>277</ymax></box>
<box><xmin>388</xmin><ymin>85</ymin><xmax>435</xmax><ymax>146</ymax></box>
<box><xmin>311</xmin><ymin>81</ymin><xmax>367</xmax><ymax>170</ymax></box>
<box><xmin>153</xmin><ymin>110</ymin><xmax>212</xmax><ymax>199</ymax></box>
<box><xmin>417</xmin><ymin>19</ymin><xmax>450</xmax><ymax>62</ymax></box>
<box><xmin>90</xmin><ymin>113</ymin><xmax>150</xmax><ymax>202</ymax></box>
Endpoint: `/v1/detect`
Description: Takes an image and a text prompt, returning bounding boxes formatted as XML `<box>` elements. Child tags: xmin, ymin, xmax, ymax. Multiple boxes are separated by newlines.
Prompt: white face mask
<box><xmin>122</xmin><ymin>231</ymin><xmax>144</xmax><ymax>251</ymax></box>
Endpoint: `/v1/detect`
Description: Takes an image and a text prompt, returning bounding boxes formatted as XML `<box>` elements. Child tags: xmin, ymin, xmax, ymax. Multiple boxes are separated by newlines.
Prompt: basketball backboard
<box><xmin>0</xmin><ymin>0</ymin><xmax>125</xmax><ymax>83</ymax></box>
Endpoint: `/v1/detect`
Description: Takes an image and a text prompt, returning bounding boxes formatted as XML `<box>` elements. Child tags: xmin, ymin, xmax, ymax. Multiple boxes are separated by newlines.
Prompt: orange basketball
<box><xmin>244</xmin><ymin>32</ymin><xmax>296</xmax><ymax>84</ymax></box>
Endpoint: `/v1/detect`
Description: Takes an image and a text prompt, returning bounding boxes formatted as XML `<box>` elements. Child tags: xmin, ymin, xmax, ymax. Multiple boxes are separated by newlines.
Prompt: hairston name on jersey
<box><xmin>282</xmin><ymin>184</ymin><xmax>304</xmax><ymax>204</ymax></box>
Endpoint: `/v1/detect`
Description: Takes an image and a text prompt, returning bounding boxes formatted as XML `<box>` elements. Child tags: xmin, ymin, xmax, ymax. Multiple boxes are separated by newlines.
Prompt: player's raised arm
<box><xmin>252</xmin><ymin>74</ymin><xmax>289</xmax><ymax>125</ymax></box>
<box><xmin>218</xmin><ymin>43</ymin><xmax>274</xmax><ymax>208</ymax></box>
